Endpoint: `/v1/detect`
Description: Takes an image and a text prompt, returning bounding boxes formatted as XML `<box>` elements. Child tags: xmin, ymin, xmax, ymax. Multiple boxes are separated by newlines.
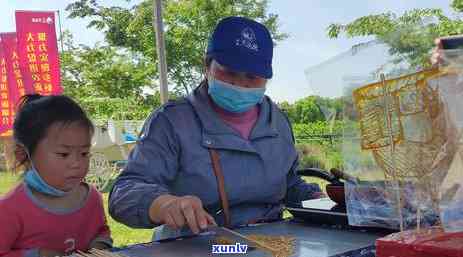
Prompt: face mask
<box><xmin>24</xmin><ymin>168</ymin><xmax>68</xmax><ymax>197</ymax></box>
<box><xmin>207</xmin><ymin>77</ymin><xmax>266</xmax><ymax>113</ymax></box>
<box><xmin>23</xmin><ymin>150</ymin><xmax>68</xmax><ymax>197</ymax></box>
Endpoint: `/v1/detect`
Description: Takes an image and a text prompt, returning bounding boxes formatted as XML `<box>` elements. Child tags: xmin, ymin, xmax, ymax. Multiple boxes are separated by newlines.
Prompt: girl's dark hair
<box><xmin>14</xmin><ymin>94</ymin><xmax>94</xmax><ymax>166</ymax></box>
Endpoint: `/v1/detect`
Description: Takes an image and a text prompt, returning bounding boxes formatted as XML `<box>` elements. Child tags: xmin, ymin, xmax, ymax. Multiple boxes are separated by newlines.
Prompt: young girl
<box><xmin>0</xmin><ymin>95</ymin><xmax>112</xmax><ymax>257</ymax></box>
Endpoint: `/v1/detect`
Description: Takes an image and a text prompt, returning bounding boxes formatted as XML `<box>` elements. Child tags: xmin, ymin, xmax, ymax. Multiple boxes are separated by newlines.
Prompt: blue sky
<box><xmin>1</xmin><ymin>0</ymin><xmax>455</xmax><ymax>102</ymax></box>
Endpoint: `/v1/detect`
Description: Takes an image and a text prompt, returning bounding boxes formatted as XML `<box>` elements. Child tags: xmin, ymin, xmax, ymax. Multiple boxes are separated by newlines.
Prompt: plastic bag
<box><xmin>343</xmin><ymin>59</ymin><xmax>463</xmax><ymax>230</ymax></box>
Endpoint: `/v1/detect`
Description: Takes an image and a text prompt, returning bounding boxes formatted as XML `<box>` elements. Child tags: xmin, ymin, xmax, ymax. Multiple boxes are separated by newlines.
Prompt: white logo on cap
<box><xmin>235</xmin><ymin>27</ymin><xmax>259</xmax><ymax>51</ymax></box>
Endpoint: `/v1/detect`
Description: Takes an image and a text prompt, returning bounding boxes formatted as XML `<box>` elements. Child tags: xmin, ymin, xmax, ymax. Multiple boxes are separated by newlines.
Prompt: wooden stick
<box><xmin>381</xmin><ymin>73</ymin><xmax>404</xmax><ymax>231</ymax></box>
<box><xmin>76</xmin><ymin>249</ymin><xmax>121</xmax><ymax>257</ymax></box>
<box><xmin>87</xmin><ymin>249</ymin><xmax>108</xmax><ymax>257</ymax></box>
<box><xmin>73</xmin><ymin>253</ymin><xmax>87</xmax><ymax>257</ymax></box>
<box><xmin>89</xmin><ymin>249</ymin><xmax>125</xmax><ymax>257</ymax></box>
<box><xmin>76</xmin><ymin>250</ymin><xmax>94</xmax><ymax>257</ymax></box>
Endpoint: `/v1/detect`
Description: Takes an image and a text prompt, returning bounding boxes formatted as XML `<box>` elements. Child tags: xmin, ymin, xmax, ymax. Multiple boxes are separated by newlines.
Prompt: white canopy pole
<box><xmin>153</xmin><ymin>0</ymin><xmax>169</xmax><ymax>104</ymax></box>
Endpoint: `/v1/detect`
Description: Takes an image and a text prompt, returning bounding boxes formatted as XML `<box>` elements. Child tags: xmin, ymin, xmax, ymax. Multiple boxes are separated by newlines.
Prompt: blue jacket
<box><xmin>109</xmin><ymin>84</ymin><xmax>320</xmax><ymax>230</ymax></box>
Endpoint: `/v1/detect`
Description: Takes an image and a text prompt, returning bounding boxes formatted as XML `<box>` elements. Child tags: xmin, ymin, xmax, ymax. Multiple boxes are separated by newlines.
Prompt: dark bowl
<box><xmin>326</xmin><ymin>184</ymin><xmax>345</xmax><ymax>206</ymax></box>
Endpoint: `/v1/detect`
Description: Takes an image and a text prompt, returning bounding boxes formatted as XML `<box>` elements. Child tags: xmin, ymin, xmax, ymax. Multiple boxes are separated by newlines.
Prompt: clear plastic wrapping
<box><xmin>343</xmin><ymin>52</ymin><xmax>463</xmax><ymax>231</ymax></box>
<box><xmin>435</xmin><ymin>49</ymin><xmax>463</xmax><ymax>232</ymax></box>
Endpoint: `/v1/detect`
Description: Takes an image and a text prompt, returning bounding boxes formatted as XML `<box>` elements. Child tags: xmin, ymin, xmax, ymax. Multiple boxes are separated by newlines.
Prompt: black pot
<box><xmin>297</xmin><ymin>168</ymin><xmax>345</xmax><ymax>206</ymax></box>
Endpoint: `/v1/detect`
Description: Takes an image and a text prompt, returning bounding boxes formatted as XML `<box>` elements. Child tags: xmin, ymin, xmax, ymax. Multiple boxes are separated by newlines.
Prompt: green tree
<box><xmin>77</xmin><ymin>95</ymin><xmax>161</xmax><ymax>120</ymax></box>
<box><xmin>60</xmin><ymin>31</ymin><xmax>164</xmax><ymax>120</ymax></box>
<box><xmin>327</xmin><ymin>1</ymin><xmax>463</xmax><ymax>68</ymax></box>
<box><xmin>280</xmin><ymin>96</ymin><xmax>343</xmax><ymax>124</ymax></box>
<box><xmin>66</xmin><ymin>0</ymin><xmax>288</xmax><ymax>94</ymax></box>
<box><xmin>61</xmin><ymin>32</ymin><xmax>155</xmax><ymax>99</ymax></box>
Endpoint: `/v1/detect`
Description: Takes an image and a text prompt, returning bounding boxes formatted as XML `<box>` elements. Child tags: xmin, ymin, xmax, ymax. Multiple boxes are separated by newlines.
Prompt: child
<box><xmin>0</xmin><ymin>94</ymin><xmax>112</xmax><ymax>257</ymax></box>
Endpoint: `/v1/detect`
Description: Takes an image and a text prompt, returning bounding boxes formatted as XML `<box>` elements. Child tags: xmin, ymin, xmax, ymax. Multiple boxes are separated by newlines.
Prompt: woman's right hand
<box><xmin>149</xmin><ymin>194</ymin><xmax>217</xmax><ymax>234</ymax></box>
<box><xmin>39</xmin><ymin>248</ymin><xmax>64</xmax><ymax>257</ymax></box>
<box><xmin>430</xmin><ymin>38</ymin><xmax>443</xmax><ymax>66</ymax></box>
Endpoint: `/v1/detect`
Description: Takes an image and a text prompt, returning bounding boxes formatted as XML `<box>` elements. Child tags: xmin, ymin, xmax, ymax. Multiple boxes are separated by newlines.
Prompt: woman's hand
<box><xmin>430</xmin><ymin>38</ymin><xmax>443</xmax><ymax>66</ymax></box>
<box><xmin>39</xmin><ymin>249</ymin><xmax>64</xmax><ymax>257</ymax></box>
<box><xmin>149</xmin><ymin>194</ymin><xmax>217</xmax><ymax>234</ymax></box>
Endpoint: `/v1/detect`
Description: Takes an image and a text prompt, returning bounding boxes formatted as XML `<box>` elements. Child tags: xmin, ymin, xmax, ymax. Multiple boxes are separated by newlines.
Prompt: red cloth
<box><xmin>15</xmin><ymin>11</ymin><xmax>63</xmax><ymax>95</ymax></box>
<box><xmin>376</xmin><ymin>227</ymin><xmax>463</xmax><ymax>257</ymax></box>
<box><xmin>0</xmin><ymin>183</ymin><xmax>111</xmax><ymax>257</ymax></box>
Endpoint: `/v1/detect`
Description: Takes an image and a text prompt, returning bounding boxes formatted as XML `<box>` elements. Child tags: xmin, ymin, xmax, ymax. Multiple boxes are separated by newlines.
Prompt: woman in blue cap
<box><xmin>108</xmin><ymin>16</ymin><xmax>322</xmax><ymax>239</ymax></box>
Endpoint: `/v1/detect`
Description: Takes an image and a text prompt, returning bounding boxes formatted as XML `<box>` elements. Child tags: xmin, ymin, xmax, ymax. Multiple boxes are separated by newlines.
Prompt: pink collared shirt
<box><xmin>210</xmin><ymin>100</ymin><xmax>259</xmax><ymax>139</ymax></box>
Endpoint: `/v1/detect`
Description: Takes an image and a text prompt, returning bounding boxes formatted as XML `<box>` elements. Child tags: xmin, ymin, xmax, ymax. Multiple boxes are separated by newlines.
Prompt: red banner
<box><xmin>0</xmin><ymin>42</ymin><xmax>13</xmax><ymax>135</ymax></box>
<box><xmin>0</xmin><ymin>32</ymin><xmax>29</xmax><ymax>136</ymax></box>
<box><xmin>15</xmin><ymin>10</ymin><xmax>62</xmax><ymax>95</ymax></box>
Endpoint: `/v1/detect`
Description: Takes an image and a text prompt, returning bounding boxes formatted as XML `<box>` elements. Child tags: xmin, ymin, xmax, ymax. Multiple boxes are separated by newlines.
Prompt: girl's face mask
<box><xmin>24</xmin><ymin>165</ymin><xmax>68</xmax><ymax>197</ymax></box>
<box><xmin>19</xmin><ymin>122</ymin><xmax>91</xmax><ymax>197</ymax></box>
<box><xmin>23</xmin><ymin>149</ymin><xmax>68</xmax><ymax>197</ymax></box>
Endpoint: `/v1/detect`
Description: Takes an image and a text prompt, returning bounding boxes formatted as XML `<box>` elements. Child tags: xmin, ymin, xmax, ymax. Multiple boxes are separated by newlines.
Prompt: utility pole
<box><xmin>153</xmin><ymin>0</ymin><xmax>169</xmax><ymax>104</ymax></box>
<box><xmin>56</xmin><ymin>10</ymin><xmax>64</xmax><ymax>53</ymax></box>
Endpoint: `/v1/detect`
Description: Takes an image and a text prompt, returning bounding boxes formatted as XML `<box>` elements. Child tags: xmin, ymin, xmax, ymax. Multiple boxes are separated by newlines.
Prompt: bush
<box><xmin>296</xmin><ymin>144</ymin><xmax>326</xmax><ymax>169</ymax></box>
<box><xmin>293</xmin><ymin>121</ymin><xmax>343</xmax><ymax>171</ymax></box>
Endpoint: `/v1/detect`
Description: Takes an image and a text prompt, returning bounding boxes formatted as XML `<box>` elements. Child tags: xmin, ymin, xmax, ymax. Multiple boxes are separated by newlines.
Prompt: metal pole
<box><xmin>56</xmin><ymin>10</ymin><xmax>65</xmax><ymax>53</ymax></box>
<box><xmin>153</xmin><ymin>0</ymin><xmax>169</xmax><ymax>104</ymax></box>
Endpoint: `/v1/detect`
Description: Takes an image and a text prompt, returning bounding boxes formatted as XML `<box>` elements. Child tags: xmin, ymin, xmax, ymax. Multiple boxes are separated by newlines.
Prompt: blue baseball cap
<box><xmin>206</xmin><ymin>16</ymin><xmax>273</xmax><ymax>79</ymax></box>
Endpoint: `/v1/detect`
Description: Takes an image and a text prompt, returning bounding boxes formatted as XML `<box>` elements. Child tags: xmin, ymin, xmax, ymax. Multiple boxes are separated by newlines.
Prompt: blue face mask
<box><xmin>207</xmin><ymin>77</ymin><xmax>266</xmax><ymax>113</ymax></box>
<box><xmin>23</xmin><ymin>157</ymin><xmax>68</xmax><ymax>197</ymax></box>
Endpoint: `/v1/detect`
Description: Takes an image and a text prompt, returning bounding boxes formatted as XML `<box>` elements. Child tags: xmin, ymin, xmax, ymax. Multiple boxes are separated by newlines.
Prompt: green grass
<box><xmin>0</xmin><ymin>172</ymin><xmax>19</xmax><ymax>195</ymax></box>
<box><xmin>0</xmin><ymin>172</ymin><xmax>152</xmax><ymax>247</ymax></box>
<box><xmin>101</xmin><ymin>194</ymin><xmax>153</xmax><ymax>247</ymax></box>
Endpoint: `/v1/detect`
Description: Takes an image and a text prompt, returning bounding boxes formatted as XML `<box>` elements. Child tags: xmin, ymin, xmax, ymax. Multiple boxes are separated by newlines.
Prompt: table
<box><xmin>115</xmin><ymin>220</ymin><xmax>389</xmax><ymax>257</ymax></box>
